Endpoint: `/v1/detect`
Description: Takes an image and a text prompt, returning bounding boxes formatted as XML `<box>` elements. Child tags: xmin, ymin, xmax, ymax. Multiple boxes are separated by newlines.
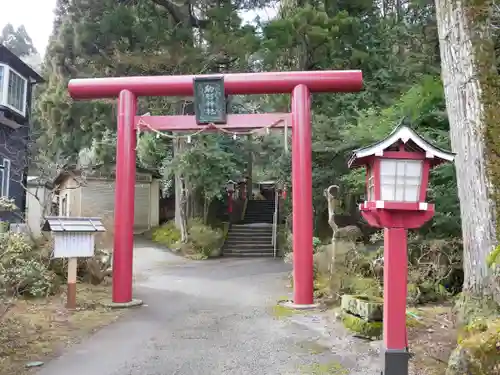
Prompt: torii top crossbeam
<box><xmin>68</xmin><ymin>70</ymin><xmax>363</xmax><ymax>99</ymax></box>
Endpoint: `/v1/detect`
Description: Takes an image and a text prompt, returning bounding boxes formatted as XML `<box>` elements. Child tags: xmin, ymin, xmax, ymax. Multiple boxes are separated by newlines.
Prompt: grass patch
<box><xmin>0</xmin><ymin>283</ymin><xmax>123</xmax><ymax>375</ymax></box>
<box><xmin>271</xmin><ymin>304</ymin><xmax>296</xmax><ymax>318</ymax></box>
<box><xmin>299</xmin><ymin>361</ymin><xmax>348</xmax><ymax>374</ymax></box>
<box><xmin>297</xmin><ymin>340</ymin><xmax>330</xmax><ymax>354</ymax></box>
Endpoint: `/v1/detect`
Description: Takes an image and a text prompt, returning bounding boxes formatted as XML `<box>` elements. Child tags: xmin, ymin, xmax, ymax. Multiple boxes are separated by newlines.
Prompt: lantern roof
<box><xmin>348</xmin><ymin>124</ymin><xmax>455</xmax><ymax>168</ymax></box>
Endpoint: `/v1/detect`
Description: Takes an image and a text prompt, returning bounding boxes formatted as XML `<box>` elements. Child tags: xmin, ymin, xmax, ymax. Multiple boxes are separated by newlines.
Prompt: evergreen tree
<box><xmin>0</xmin><ymin>24</ymin><xmax>37</xmax><ymax>56</ymax></box>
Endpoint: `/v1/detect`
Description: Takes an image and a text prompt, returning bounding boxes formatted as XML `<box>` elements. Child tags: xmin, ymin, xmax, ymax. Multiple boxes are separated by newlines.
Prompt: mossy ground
<box><xmin>271</xmin><ymin>304</ymin><xmax>297</xmax><ymax>318</ymax></box>
<box><xmin>298</xmin><ymin>361</ymin><xmax>348</xmax><ymax>374</ymax></box>
<box><xmin>297</xmin><ymin>340</ymin><xmax>330</xmax><ymax>354</ymax></box>
<box><xmin>341</xmin><ymin>313</ymin><xmax>383</xmax><ymax>338</ymax></box>
<box><xmin>0</xmin><ymin>283</ymin><xmax>123</xmax><ymax>375</ymax></box>
<box><xmin>450</xmin><ymin>317</ymin><xmax>500</xmax><ymax>375</ymax></box>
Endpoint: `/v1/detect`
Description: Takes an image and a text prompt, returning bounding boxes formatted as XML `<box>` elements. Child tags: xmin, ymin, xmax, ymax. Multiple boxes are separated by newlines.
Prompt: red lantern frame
<box><xmin>348</xmin><ymin>124</ymin><xmax>454</xmax><ymax>375</ymax></box>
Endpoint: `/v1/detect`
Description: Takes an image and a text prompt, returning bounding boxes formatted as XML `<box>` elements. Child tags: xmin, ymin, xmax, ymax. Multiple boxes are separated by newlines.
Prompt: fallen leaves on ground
<box><xmin>408</xmin><ymin>304</ymin><xmax>456</xmax><ymax>375</ymax></box>
<box><xmin>0</xmin><ymin>283</ymin><xmax>123</xmax><ymax>375</ymax></box>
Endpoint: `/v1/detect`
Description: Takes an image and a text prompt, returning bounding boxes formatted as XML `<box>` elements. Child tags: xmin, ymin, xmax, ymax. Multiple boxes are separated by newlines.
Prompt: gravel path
<box><xmin>36</xmin><ymin>240</ymin><xmax>381</xmax><ymax>375</ymax></box>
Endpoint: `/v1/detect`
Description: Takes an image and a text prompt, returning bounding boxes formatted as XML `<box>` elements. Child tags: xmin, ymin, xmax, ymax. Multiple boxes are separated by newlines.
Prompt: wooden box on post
<box><xmin>42</xmin><ymin>216</ymin><xmax>106</xmax><ymax>309</ymax></box>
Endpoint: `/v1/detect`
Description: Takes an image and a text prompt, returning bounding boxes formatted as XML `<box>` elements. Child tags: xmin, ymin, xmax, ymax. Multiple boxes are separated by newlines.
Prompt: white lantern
<box><xmin>380</xmin><ymin>159</ymin><xmax>423</xmax><ymax>202</ymax></box>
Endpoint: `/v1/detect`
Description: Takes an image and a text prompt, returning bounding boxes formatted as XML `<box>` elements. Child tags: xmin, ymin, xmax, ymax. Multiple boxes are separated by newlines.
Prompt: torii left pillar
<box><xmin>113</xmin><ymin>89</ymin><xmax>137</xmax><ymax>304</ymax></box>
<box><xmin>68</xmin><ymin>70</ymin><xmax>363</xmax><ymax>306</ymax></box>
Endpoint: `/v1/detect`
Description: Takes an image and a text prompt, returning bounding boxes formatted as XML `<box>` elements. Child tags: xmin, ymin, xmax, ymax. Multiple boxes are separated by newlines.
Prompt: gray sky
<box><xmin>0</xmin><ymin>0</ymin><xmax>57</xmax><ymax>54</ymax></box>
<box><xmin>0</xmin><ymin>0</ymin><xmax>277</xmax><ymax>56</ymax></box>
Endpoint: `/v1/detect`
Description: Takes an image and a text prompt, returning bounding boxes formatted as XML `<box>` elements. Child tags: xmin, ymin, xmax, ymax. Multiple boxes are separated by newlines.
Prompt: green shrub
<box><xmin>277</xmin><ymin>225</ymin><xmax>292</xmax><ymax>255</ymax></box>
<box><xmin>151</xmin><ymin>221</ymin><xmax>181</xmax><ymax>247</ymax></box>
<box><xmin>312</xmin><ymin>237</ymin><xmax>322</xmax><ymax>253</ymax></box>
<box><xmin>188</xmin><ymin>219</ymin><xmax>223</xmax><ymax>257</ymax></box>
<box><xmin>0</xmin><ymin>233</ymin><xmax>59</xmax><ymax>298</ymax></box>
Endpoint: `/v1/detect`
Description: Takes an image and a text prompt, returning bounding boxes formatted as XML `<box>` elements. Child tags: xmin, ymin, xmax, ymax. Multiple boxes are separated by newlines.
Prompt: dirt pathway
<box><xmin>34</xmin><ymin>243</ymin><xmax>381</xmax><ymax>375</ymax></box>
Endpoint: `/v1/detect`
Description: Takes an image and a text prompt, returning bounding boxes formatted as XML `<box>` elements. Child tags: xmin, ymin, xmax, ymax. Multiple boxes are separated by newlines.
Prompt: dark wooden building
<box><xmin>0</xmin><ymin>44</ymin><xmax>43</xmax><ymax>222</ymax></box>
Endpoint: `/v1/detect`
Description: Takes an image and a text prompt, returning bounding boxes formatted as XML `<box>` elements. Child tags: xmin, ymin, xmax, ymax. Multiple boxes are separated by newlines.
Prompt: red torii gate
<box><xmin>68</xmin><ymin>70</ymin><xmax>363</xmax><ymax>307</ymax></box>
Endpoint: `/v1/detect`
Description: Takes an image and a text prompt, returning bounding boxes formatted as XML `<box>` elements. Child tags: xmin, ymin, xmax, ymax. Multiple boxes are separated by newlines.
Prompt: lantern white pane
<box><xmin>405</xmin><ymin>160</ymin><xmax>423</xmax><ymax>177</ymax></box>
<box><xmin>380</xmin><ymin>175</ymin><xmax>396</xmax><ymax>186</ymax></box>
<box><xmin>394</xmin><ymin>186</ymin><xmax>404</xmax><ymax>201</ymax></box>
<box><xmin>380</xmin><ymin>159</ymin><xmax>397</xmax><ymax>176</ymax></box>
<box><xmin>396</xmin><ymin>160</ymin><xmax>406</xmax><ymax>177</ymax></box>
<box><xmin>405</xmin><ymin>176</ymin><xmax>420</xmax><ymax>185</ymax></box>
<box><xmin>381</xmin><ymin>184</ymin><xmax>395</xmax><ymax>201</ymax></box>
<box><xmin>404</xmin><ymin>185</ymin><xmax>420</xmax><ymax>202</ymax></box>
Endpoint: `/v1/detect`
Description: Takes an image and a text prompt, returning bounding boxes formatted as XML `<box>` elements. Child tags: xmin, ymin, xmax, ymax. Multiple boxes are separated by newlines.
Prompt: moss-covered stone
<box><xmin>344</xmin><ymin>276</ymin><xmax>382</xmax><ymax>298</ymax></box>
<box><xmin>341</xmin><ymin>294</ymin><xmax>383</xmax><ymax>322</ymax></box>
<box><xmin>446</xmin><ymin>318</ymin><xmax>500</xmax><ymax>375</ymax></box>
<box><xmin>314</xmin><ymin>273</ymin><xmax>330</xmax><ymax>295</ymax></box>
<box><xmin>341</xmin><ymin>312</ymin><xmax>383</xmax><ymax>339</ymax></box>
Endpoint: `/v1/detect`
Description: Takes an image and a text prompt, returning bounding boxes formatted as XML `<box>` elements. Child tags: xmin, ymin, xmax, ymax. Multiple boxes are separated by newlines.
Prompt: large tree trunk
<box><xmin>435</xmin><ymin>0</ymin><xmax>497</xmax><ymax>299</ymax></box>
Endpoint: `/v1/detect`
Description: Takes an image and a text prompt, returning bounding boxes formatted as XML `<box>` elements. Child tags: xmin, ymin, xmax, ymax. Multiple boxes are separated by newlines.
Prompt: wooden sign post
<box><xmin>42</xmin><ymin>217</ymin><xmax>106</xmax><ymax>309</ymax></box>
<box><xmin>67</xmin><ymin>258</ymin><xmax>78</xmax><ymax>309</ymax></box>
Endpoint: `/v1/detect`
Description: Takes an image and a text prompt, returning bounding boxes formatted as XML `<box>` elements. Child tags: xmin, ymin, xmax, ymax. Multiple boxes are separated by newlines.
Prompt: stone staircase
<box><xmin>222</xmin><ymin>224</ymin><xmax>274</xmax><ymax>257</ymax></box>
<box><xmin>223</xmin><ymin>200</ymin><xmax>276</xmax><ymax>257</ymax></box>
<box><xmin>242</xmin><ymin>200</ymin><xmax>275</xmax><ymax>224</ymax></box>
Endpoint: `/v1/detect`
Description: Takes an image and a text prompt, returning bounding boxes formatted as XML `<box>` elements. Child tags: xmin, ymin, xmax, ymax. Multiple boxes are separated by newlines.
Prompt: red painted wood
<box><xmin>113</xmin><ymin>90</ymin><xmax>136</xmax><ymax>304</ymax></box>
<box><xmin>291</xmin><ymin>84</ymin><xmax>314</xmax><ymax>306</ymax></box>
<box><xmin>374</xmin><ymin>158</ymin><xmax>381</xmax><ymax>201</ymax></box>
<box><xmin>383</xmin><ymin>228</ymin><xmax>409</xmax><ymax>350</ymax></box>
<box><xmin>68</xmin><ymin>70</ymin><xmax>363</xmax><ymax>99</ymax></box>
<box><xmin>71</xmin><ymin>70</ymin><xmax>364</xmax><ymax>307</ymax></box>
<box><xmin>361</xmin><ymin>201</ymin><xmax>435</xmax><ymax>211</ymax></box>
<box><xmin>352</xmin><ymin>137</ymin><xmax>453</xmax><ymax>372</ymax></box>
<box><xmin>419</xmin><ymin>160</ymin><xmax>431</xmax><ymax>201</ymax></box>
<box><xmin>360</xmin><ymin>202</ymin><xmax>435</xmax><ymax>228</ymax></box>
<box><xmin>382</xmin><ymin>151</ymin><xmax>426</xmax><ymax>160</ymax></box>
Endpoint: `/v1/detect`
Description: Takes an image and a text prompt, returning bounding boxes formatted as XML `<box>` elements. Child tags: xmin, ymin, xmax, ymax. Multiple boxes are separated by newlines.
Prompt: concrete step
<box><xmin>223</xmin><ymin>252</ymin><xmax>275</xmax><ymax>257</ymax></box>
<box><xmin>230</xmin><ymin>226</ymin><xmax>273</xmax><ymax>232</ymax></box>
<box><xmin>243</xmin><ymin>218</ymin><xmax>274</xmax><ymax>222</ymax></box>
<box><xmin>227</xmin><ymin>230</ymin><xmax>273</xmax><ymax>234</ymax></box>
<box><xmin>222</xmin><ymin>221</ymin><xmax>276</xmax><ymax>257</ymax></box>
<box><xmin>223</xmin><ymin>243</ymin><xmax>273</xmax><ymax>250</ymax></box>
<box><xmin>223</xmin><ymin>246</ymin><xmax>274</xmax><ymax>254</ymax></box>
<box><xmin>241</xmin><ymin>220</ymin><xmax>274</xmax><ymax>224</ymax></box>
<box><xmin>225</xmin><ymin>237</ymin><xmax>272</xmax><ymax>244</ymax></box>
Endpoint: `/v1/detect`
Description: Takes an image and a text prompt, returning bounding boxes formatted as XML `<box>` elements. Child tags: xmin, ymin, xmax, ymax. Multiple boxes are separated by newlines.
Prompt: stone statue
<box><xmin>324</xmin><ymin>185</ymin><xmax>340</xmax><ymax>239</ymax></box>
<box><xmin>322</xmin><ymin>185</ymin><xmax>363</xmax><ymax>299</ymax></box>
<box><xmin>323</xmin><ymin>185</ymin><xmax>341</xmax><ymax>288</ymax></box>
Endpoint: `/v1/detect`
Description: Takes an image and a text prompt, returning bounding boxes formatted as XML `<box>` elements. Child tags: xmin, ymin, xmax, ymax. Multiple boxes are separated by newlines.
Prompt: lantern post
<box><xmin>226</xmin><ymin>180</ymin><xmax>235</xmax><ymax>214</ymax></box>
<box><xmin>347</xmin><ymin>123</ymin><xmax>454</xmax><ymax>375</ymax></box>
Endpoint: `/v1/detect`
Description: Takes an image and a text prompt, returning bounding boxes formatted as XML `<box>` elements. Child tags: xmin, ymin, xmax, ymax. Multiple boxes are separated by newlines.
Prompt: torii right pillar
<box><xmin>291</xmin><ymin>84</ymin><xmax>314</xmax><ymax>306</ymax></box>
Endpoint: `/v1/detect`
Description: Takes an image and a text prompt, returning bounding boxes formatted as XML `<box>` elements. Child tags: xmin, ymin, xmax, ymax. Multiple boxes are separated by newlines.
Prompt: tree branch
<box><xmin>150</xmin><ymin>0</ymin><xmax>209</xmax><ymax>28</ymax></box>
